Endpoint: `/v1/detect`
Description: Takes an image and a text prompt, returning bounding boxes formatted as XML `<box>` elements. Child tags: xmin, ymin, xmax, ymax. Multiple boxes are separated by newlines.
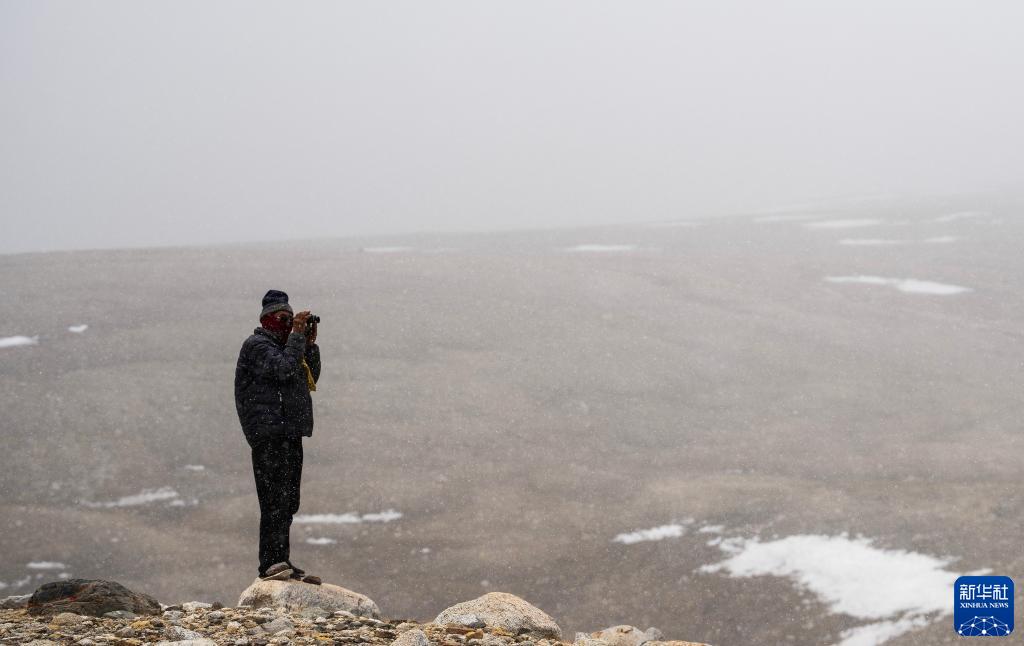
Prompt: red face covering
<box><xmin>260</xmin><ymin>312</ymin><xmax>292</xmax><ymax>343</ymax></box>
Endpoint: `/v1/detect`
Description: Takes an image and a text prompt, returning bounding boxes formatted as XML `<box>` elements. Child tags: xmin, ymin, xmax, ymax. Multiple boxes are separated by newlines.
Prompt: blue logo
<box><xmin>954</xmin><ymin>576</ymin><xmax>1014</xmax><ymax>637</ymax></box>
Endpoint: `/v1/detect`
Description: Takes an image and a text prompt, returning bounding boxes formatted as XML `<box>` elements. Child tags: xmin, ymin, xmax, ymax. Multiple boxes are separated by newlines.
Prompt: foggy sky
<box><xmin>2</xmin><ymin>1</ymin><xmax>1022</xmax><ymax>255</ymax></box>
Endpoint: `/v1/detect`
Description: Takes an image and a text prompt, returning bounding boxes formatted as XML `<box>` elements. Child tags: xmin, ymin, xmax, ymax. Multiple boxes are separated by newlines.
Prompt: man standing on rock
<box><xmin>235</xmin><ymin>289</ymin><xmax>322</xmax><ymax>585</ymax></box>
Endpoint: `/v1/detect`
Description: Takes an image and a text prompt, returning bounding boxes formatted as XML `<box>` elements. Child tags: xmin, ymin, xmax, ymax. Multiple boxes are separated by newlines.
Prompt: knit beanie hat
<box><xmin>260</xmin><ymin>289</ymin><xmax>294</xmax><ymax>318</ymax></box>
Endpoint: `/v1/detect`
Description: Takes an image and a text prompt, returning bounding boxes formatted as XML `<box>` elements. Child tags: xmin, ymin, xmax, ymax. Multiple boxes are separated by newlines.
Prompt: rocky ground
<box><xmin>0</xmin><ymin>581</ymin><xmax>709</xmax><ymax>646</ymax></box>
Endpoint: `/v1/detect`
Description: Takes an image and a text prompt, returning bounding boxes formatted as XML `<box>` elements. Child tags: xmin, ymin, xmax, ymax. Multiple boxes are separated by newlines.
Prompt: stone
<box><xmin>27</xmin><ymin>580</ymin><xmax>162</xmax><ymax>618</ymax></box>
<box><xmin>392</xmin><ymin>628</ymin><xmax>430</xmax><ymax>646</ymax></box>
<box><xmin>208</xmin><ymin>610</ymin><xmax>225</xmax><ymax>623</ymax></box>
<box><xmin>51</xmin><ymin>612</ymin><xmax>87</xmax><ymax>626</ymax></box>
<box><xmin>584</xmin><ymin>626</ymin><xmax>663</xmax><ymax>646</ymax></box>
<box><xmin>645</xmin><ymin>642</ymin><xmax>712</xmax><ymax>646</ymax></box>
<box><xmin>434</xmin><ymin>593</ymin><xmax>561</xmax><ymax>640</ymax></box>
<box><xmin>182</xmin><ymin>602</ymin><xmax>212</xmax><ymax>612</ymax></box>
<box><xmin>103</xmin><ymin>610</ymin><xmax>138</xmax><ymax>620</ymax></box>
<box><xmin>261</xmin><ymin>617</ymin><xmax>294</xmax><ymax>634</ymax></box>
<box><xmin>238</xmin><ymin>579</ymin><xmax>380</xmax><ymax>618</ymax></box>
<box><xmin>1</xmin><ymin>594</ymin><xmax>32</xmax><ymax>609</ymax></box>
<box><xmin>164</xmin><ymin>625</ymin><xmax>202</xmax><ymax>640</ymax></box>
<box><xmin>153</xmin><ymin>640</ymin><xmax>218</xmax><ymax>646</ymax></box>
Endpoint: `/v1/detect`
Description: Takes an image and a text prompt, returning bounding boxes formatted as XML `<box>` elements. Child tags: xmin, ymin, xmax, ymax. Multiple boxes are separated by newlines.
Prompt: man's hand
<box><xmin>306</xmin><ymin>319</ymin><xmax>317</xmax><ymax>346</ymax></box>
<box><xmin>292</xmin><ymin>310</ymin><xmax>311</xmax><ymax>335</ymax></box>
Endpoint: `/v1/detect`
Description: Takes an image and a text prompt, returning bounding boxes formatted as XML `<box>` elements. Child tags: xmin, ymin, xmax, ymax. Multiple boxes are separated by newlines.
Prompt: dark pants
<box><xmin>251</xmin><ymin>435</ymin><xmax>303</xmax><ymax>576</ymax></box>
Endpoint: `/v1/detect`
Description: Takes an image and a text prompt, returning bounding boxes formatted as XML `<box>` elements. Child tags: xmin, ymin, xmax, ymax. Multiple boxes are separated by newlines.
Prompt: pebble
<box><xmin>165</xmin><ymin>625</ymin><xmax>203</xmax><ymax>640</ymax></box>
<box><xmin>262</xmin><ymin>617</ymin><xmax>295</xmax><ymax>634</ymax></box>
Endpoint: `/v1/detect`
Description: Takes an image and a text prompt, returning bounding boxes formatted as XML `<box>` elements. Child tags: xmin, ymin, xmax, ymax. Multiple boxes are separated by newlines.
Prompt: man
<box><xmin>234</xmin><ymin>289</ymin><xmax>322</xmax><ymax>584</ymax></box>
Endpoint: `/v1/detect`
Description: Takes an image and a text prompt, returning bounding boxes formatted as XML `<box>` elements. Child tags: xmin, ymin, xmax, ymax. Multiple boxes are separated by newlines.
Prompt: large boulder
<box><xmin>237</xmin><ymin>578</ymin><xmax>380</xmax><ymax>617</ymax></box>
<box><xmin>27</xmin><ymin>579</ymin><xmax>162</xmax><ymax>617</ymax></box>
<box><xmin>434</xmin><ymin>592</ymin><xmax>561</xmax><ymax>639</ymax></box>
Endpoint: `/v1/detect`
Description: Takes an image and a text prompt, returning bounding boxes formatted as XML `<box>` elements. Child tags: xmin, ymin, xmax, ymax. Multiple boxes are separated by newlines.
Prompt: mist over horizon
<box><xmin>3</xmin><ymin>1</ymin><xmax>1024</xmax><ymax>254</ymax></box>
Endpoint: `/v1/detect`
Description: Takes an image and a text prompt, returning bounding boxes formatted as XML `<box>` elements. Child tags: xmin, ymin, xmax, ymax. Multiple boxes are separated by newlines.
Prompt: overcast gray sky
<box><xmin>2</xmin><ymin>1</ymin><xmax>1022</xmax><ymax>254</ymax></box>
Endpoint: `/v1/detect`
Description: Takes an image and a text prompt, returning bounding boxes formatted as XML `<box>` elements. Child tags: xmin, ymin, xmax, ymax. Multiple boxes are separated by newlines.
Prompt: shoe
<box><xmin>259</xmin><ymin>562</ymin><xmax>294</xmax><ymax>581</ymax></box>
<box><xmin>287</xmin><ymin>561</ymin><xmax>306</xmax><ymax>577</ymax></box>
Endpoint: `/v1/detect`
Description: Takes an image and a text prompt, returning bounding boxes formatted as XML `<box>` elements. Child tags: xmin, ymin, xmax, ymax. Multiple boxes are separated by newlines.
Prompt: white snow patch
<box><xmin>0</xmin><ymin>336</ymin><xmax>39</xmax><ymax>348</ymax></box>
<box><xmin>699</xmin><ymin>533</ymin><xmax>988</xmax><ymax>646</ymax></box>
<box><xmin>564</xmin><ymin>244</ymin><xmax>638</xmax><ymax>253</ymax></box>
<box><xmin>825</xmin><ymin>275</ymin><xmax>971</xmax><ymax>295</ymax></box>
<box><xmin>838</xmin><ymin>239</ymin><xmax>907</xmax><ymax>246</ymax></box>
<box><xmin>0</xmin><ymin>581</ymin><xmax>6</xmax><ymax>590</ymax></box>
<box><xmin>182</xmin><ymin>464</ymin><xmax>206</xmax><ymax>471</ymax></box>
<box><xmin>10</xmin><ymin>576</ymin><xmax>32</xmax><ymax>589</ymax></box>
<box><xmin>26</xmin><ymin>561</ymin><xmax>66</xmax><ymax>570</ymax></box>
<box><xmin>362</xmin><ymin>509</ymin><xmax>403</xmax><ymax>522</ymax></box>
<box><xmin>81</xmin><ymin>487</ymin><xmax>182</xmax><ymax>508</ymax></box>
<box><xmin>698</xmin><ymin>525</ymin><xmax>725</xmax><ymax>534</ymax></box>
<box><xmin>836</xmin><ymin>615</ymin><xmax>933</xmax><ymax>646</ymax></box>
<box><xmin>58</xmin><ymin>572</ymin><xmax>71</xmax><ymax>580</ymax></box>
<box><xmin>68</xmin><ymin>325</ymin><xmax>89</xmax><ymax>333</ymax></box>
<box><xmin>753</xmin><ymin>214</ymin><xmax>818</xmax><ymax>223</ymax></box>
<box><xmin>933</xmin><ymin>211</ymin><xmax>988</xmax><ymax>223</ymax></box>
<box><xmin>362</xmin><ymin>246</ymin><xmax>413</xmax><ymax>253</ymax></box>
<box><xmin>923</xmin><ymin>236</ymin><xmax>958</xmax><ymax>244</ymax></box>
<box><xmin>804</xmin><ymin>219</ymin><xmax>884</xmax><ymax>229</ymax></box>
<box><xmin>645</xmin><ymin>220</ymin><xmax>701</xmax><ymax>228</ymax></box>
<box><xmin>305</xmin><ymin>537</ymin><xmax>337</xmax><ymax>545</ymax></box>
<box><xmin>294</xmin><ymin>509</ymin><xmax>403</xmax><ymax>524</ymax></box>
<box><xmin>613</xmin><ymin>524</ymin><xmax>685</xmax><ymax>545</ymax></box>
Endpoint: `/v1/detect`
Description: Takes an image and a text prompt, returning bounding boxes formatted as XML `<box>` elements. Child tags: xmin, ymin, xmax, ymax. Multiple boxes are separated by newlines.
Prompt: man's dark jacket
<box><xmin>235</xmin><ymin>327</ymin><xmax>321</xmax><ymax>445</ymax></box>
